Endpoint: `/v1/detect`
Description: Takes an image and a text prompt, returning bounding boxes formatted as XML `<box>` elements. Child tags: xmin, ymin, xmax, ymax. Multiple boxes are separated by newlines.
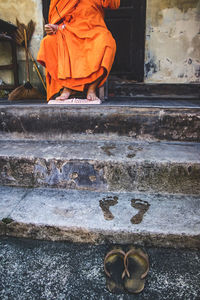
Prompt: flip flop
<box><xmin>104</xmin><ymin>248</ymin><xmax>126</xmax><ymax>294</ymax></box>
<box><xmin>124</xmin><ymin>247</ymin><xmax>149</xmax><ymax>294</ymax></box>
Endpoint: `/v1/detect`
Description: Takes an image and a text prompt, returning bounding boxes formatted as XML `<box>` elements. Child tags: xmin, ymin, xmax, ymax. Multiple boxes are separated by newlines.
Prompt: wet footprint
<box><xmin>130</xmin><ymin>199</ymin><xmax>150</xmax><ymax>224</ymax></box>
<box><xmin>99</xmin><ymin>196</ymin><xmax>118</xmax><ymax>221</ymax></box>
<box><xmin>127</xmin><ymin>145</ymin><xmax>143</xmax><ymax>159</ymax></box>
<box><xmin>101</xmin><ymin>144</ymin><xmax>116</xmax><ymax>156</ymax></box>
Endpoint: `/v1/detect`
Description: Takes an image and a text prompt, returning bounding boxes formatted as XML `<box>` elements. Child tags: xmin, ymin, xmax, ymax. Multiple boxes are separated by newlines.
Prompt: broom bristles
<box><xmin>15</xmin><ymin>19</ymin><xmax>35</xmax><ymax>47</ymax></box>
<box><xmin>8</xmin><ymin>84</ymin><xmax>44</xmax><ymax>101</ymax></box>
<box><xmin>10</xmin><ymin>19</ymin><xmax>45</xmax><ymax>101</ymax></box>
<box><xmin>27</xmin><ymin>20</ymin><xmax>35</xmax><ymax>42</ymax></box>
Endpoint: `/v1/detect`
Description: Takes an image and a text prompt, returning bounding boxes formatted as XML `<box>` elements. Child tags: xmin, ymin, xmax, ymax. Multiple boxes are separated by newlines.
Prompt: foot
<box><xmin>130</xmin><ymin>199</ymin><xmax>150</xmax><ymax>224</ymax></box>
<box><xmin>56</xmin><ymin>88</ymin><xmax>73</xmax><ymax>100</ymax></box>
<box><xmin>99</xmin><ymin>196</ymin><xmax>118</xmax><ymax>221</ymax></box>
<box><xmin>87</xmin><ymin>87</ymin><xmax>100</xmax><ymax>101</ymax></box>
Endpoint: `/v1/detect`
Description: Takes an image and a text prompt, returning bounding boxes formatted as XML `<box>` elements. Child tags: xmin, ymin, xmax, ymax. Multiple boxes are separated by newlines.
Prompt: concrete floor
<box><xmin>0</xmin><ymin>237</ymin><xmax>200</xmax><ymax>300</ymax></box>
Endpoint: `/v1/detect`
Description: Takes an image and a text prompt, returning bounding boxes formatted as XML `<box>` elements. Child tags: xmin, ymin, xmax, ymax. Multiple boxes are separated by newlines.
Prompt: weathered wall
<box><xmin>1</xmin><ymin>0</ymin><xmax>200</xmax><ymax>86</ymax></box>
<box><xmin>145</xmin><ymin>0</ymin><xmax>200</xmax><ymax>83</ymax></box>
<box><xmin>0</xmin><ymin>0</ymin><xmax>43</xmax><ymax>86</ymax></box>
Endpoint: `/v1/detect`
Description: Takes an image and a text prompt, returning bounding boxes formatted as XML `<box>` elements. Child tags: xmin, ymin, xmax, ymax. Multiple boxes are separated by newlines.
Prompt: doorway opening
<box><xmin>104</xmin><ymin>0</ymin><xmax>146</xmax><ymax>98</ymax></box>
<box><xmin>105</xmin><ymin>0</ymin><xmax>146</xmax><ymax>82</ymax></box>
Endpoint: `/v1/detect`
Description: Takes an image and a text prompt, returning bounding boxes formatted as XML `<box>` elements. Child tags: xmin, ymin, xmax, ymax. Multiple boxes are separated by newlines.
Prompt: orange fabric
<box><xmin>48</xmin><ymin>0</ymin><xmax>80</xmax><ymax>24</ymax></box>
<box><xmin>37</xmin><ymin>0</ymin><xmax>120</xmax><ymax>100</ymax></box>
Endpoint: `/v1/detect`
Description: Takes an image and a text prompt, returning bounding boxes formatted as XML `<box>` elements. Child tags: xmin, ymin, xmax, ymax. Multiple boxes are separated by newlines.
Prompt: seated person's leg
<box><xmin>87</xmin><ymin>70</ymin><xmax>107</xmax><ymax>101</ymax></box>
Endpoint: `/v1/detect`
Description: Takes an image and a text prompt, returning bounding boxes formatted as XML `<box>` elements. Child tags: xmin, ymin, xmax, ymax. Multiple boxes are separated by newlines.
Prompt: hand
<box><xmin>45</xmin><ymin>24</ymin><xmax>58</xmax><ymax>35</ymax></box>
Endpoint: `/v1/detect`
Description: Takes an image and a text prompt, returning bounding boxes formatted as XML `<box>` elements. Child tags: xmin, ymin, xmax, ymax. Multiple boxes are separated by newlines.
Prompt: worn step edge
<box><xmin>0</xmin><ymin>105</ymin><xmax>200</xmax><ymax>142</ymax></box>
<box><xmin>0</xmin><ymin>140</ymin><xmax>200</xmax><ymax>194</ymax></box>
<box><xmin>3</xmin><ymin>223</ymin><xmax>200</xmax><ymax>249</ymax></box>
<box><xmin>0</xmin><ymin>186</ymin><xmax>200</xmax><ymax>249</ymax></box>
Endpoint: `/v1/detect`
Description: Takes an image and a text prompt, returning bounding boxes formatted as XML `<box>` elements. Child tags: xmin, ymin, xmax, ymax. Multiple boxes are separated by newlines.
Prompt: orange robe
<box><xmin>37</xmin><ymin>0</ymin><xmax>120</xmax><ymax>100</ymax></box>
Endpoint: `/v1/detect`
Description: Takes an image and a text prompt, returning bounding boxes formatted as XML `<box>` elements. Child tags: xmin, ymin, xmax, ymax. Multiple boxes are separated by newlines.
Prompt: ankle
<box><xmin>88</xmin><ymin>87</ymin><xmax>96</xmax><ymax>93</ymax></box>
<box><xmin>63</xmin><ymin>88</ymin><xmax>70</xmax><ymax>92</ymax></box>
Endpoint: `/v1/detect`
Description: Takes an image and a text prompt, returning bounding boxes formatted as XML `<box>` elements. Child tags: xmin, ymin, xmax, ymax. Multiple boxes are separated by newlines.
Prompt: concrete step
<box><xmin>0</xmin><ymin>237</ymin><xmax>200</xmax><ymax>300</ymax></box>
<box><xmin>0</xmin><ymin>139</ymin><xmax>200</xmax><ymax>194</ymax></box>
<box><xmin>0</xmin><ymin>186</ymin><xmax>200</xmax><ymax>248</ymax></box>
<box><xmin>0</xmin><ymin>103</ymin><xmax>200</xmax><ymax>142</ymax></box>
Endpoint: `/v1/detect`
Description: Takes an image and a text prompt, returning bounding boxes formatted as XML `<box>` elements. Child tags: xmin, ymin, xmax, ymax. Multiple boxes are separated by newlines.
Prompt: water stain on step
<box><xmin>101</xmin><ymin>144</ymin><xmax>116</xmax><ymax>156</ymax></box>
<box><xmin>99</xmin><ymin>196</ymin><xmax>150</xmax><ymax>224</ymax></box>
<box><xmin>99</xmin><ymin>196</ymin><xmax>118</xmax><ymax>220</ymax></box>
<box><xmin>126</xmin><ymin>145</ymin><xmax>143</xmax><ymax>159</ymax></box>
<box><xmin>131</xmin><ymin>199</ymin><xmax>150</xmax><ymax>224</ymax></box>
<box><xmin>127</xmin><ymin>153</ymin><xmax>136</xmax><ymax>158</ymax></box>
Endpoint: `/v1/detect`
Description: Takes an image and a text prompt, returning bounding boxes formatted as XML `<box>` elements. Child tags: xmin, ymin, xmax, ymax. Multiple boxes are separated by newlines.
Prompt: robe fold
<box><xmin>37</xmin><ymin>0</ymin><xmax>120</xmax><ymax>100</ymax></box>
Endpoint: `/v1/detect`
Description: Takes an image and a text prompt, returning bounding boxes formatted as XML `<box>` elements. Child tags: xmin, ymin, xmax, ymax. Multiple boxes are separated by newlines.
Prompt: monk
<box><xmin>37</xmin><ymin>0</ymin><xmax>120</xmax><ymax>102</ymax></box>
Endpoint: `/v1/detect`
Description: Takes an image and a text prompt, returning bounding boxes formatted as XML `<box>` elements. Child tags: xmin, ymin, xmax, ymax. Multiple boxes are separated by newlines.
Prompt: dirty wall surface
<box><xmin>145</xmin><ymin>0</ymin><xmax>200</xmax><ymax>83</ymax></box>
<box><xmin>0</xmin><ymin>0</ymin><xmax>200</xmax><ymax>85</ymax></box>
<box><xmin>0</xmin><ymin>0</ymin><xmax>43</xmax><ymax>85</ymax></box>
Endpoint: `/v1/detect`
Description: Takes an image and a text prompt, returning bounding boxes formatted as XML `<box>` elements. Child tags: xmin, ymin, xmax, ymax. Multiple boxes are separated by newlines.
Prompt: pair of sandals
<box><xmin>104</xmin><ymin>246</ymin><xmax>149</xmax><ymax>294</ymax></box>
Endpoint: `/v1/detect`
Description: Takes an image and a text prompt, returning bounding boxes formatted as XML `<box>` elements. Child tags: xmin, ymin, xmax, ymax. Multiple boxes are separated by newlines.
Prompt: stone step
<box><xmin>0</xmin><ymin>139</ymin><xmax>200</xmax><ymax>194</ymax></box>
<box><xmin>0</xmin><ymin>186</ymin><xmax>200</xmax><ymax>248</ymax></box>
<box><xmin>0</xmin><ymin>103</ymin><xmax>200</xmax><ymax>142</ymax></box>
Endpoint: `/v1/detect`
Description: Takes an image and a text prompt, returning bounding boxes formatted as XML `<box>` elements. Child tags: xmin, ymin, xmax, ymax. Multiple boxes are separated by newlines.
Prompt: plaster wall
<box><xmin>0</xmin><ymin>0</ymin><xmax>43</xmax><ymax>85</ymax></box>
<box><xmin>145</xmin><ymin>0</ymin><xmax>200</xmax><ymax>83</ymax></box>
<box><xmin>1</xmin><ymin>0</ymin><xmax>200</xmax><ymax>85</ymax></box>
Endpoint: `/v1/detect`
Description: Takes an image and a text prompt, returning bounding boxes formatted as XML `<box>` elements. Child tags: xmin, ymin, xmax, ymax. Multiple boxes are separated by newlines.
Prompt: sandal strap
<box><xmin>104</xmin><ymin>249</ymin><xmax>126</xmax><ymax>278</ymax></box>
<box><xmin>124</xmin><ymin>248</ymin><xmax>149</xmax><ymax>279</ymax></box>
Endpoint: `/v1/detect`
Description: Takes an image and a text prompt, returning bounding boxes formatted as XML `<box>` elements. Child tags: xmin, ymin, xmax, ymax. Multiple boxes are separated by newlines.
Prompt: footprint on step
<box><xmin>130</xmin><ymin>199</ymin><xmax>150</xmax><ymax>224</ymax></box>
<box><xmin>99</xmin><ymin>196</ymin><xmax>118</xmax><ymax>221</ymax></box>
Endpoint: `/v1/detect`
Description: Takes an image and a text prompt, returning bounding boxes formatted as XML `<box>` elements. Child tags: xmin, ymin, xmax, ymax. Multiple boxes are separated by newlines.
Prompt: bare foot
<box><xmin>87</xmin><ymin>87</ymin><xmax>100</xmax><ymax>101</ymax></box>
<box><xmin>56</xmin><ymin>88</ymin><xmax>73</xmax><ymax>100</ymax></box>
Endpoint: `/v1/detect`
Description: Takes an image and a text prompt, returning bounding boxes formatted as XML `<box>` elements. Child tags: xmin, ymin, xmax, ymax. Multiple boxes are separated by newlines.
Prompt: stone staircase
<box><xmin>0</xmin><ymin>100</ymin><xmax>200</xmax><ymax>250</ymax></box>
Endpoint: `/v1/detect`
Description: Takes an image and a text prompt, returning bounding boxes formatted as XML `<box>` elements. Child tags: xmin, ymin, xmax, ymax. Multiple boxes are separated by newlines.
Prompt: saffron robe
<box><xmin>37</xmin><ymin>0</ymin><xmax>120</xmax><ymax>100</ymax></box>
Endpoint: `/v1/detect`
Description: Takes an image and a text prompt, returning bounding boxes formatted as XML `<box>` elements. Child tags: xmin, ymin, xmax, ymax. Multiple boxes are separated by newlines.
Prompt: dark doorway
<box><xmin>105</xmin><ymin>0</ymin><xmax>146</xmax><ymax>82</ymax></box>
<box><xmin>42</xmin><ymin>0</ymin><xmax>50</xmax><ymax>24</ymax></box>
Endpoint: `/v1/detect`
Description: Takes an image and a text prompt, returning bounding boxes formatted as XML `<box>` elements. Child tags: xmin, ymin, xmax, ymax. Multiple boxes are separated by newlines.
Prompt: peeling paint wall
<box><xmin>0</xmin><ymin>0</ymin><xmax>43</xmax><ymax>85</ymax></box>
<box><xmin>145</xmin><ymin>0</ymin><xmax>200</xmax><ymax>83</ymax></box>
<box><xmin>1</xmin><ymin>0</ymin><xmax>200</xmax><ymax>86</ymax></box>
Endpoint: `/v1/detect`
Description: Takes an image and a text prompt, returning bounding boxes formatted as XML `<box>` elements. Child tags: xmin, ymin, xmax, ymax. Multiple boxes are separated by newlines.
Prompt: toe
<box><xmin>87</xmin><ymin>94</ymin><xmax>92</xmax><ymax>101</ymax></box>
<box><xmin>56</xmin><ymin>92</ymin><xmax>70</xmax><ymax>100</ymax></box>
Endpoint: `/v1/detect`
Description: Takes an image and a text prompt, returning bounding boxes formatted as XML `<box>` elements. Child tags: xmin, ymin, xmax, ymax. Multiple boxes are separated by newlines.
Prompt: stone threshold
<box><xmin>1</xmin><ymin>103</ymin><xmax>200</xmax><ymax>143</ymax></box>
<box><xmin>1</xmin><ymin>98</ymin><xmax>200</xmax><ymax>108</ymax></box>
<box><xmin>0</xmin><ymin>186</ymin><xmax>200</xmax><ymax>248</ymax></box>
